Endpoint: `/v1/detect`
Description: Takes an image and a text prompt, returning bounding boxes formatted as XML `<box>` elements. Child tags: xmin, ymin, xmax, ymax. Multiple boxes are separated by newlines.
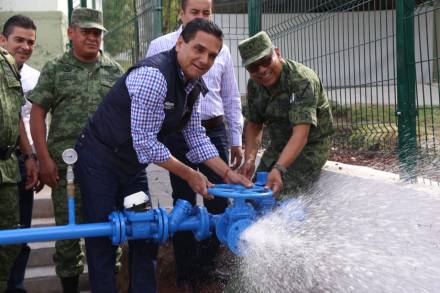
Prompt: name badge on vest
<box><xmin>164</xmin><ymin>101</ymin><xmax>175</xmax><ymax>110</ymax></box>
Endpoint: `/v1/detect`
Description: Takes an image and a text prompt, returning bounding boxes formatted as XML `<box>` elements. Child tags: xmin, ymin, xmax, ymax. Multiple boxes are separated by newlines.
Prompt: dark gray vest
<box><xmin>84</xmin><ymin>48</ymin><xmax>204</xmax><ymax>176</ymax></box>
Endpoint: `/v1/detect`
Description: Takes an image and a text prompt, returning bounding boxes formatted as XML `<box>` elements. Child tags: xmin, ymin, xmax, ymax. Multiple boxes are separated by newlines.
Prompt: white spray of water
<box><xmin>232</xmin><ymin>172</ymin><xmax>440</xmax><ymax>293</ymax></box>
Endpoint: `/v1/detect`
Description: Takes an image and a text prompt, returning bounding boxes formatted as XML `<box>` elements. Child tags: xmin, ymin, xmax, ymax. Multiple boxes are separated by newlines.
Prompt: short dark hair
<box><xmin>2</xmin><ymin>15</ymin><xmax>36</xmax><ymax>38</ymax></box>
<box><xmin>181</xmin><ymin>0</ymin><xmax>188</xmax><ymax>10</ymax></box>
<box><xmin>181</xmin><ymin>0</ymin><xmax>213</xmax><ymax>11</ymax></box>
<box><xmin>181</xmin><ymin>19</ymin><xmax>223</xmax><ymax>44</ymax></box>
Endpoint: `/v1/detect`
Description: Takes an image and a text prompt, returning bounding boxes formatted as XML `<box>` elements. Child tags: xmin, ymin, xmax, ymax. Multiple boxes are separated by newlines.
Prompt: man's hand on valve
<box><xmin>187</xmin><ymin>170</ymin><xmax>214</xmax><ymax>200</ymax></box>
<box><xmin>223</xmin><ymin>168</ymin><xmax>253</xmax><ymax>187</ymax></box>
<box><xmin>265</xmin><ymin>168</ymin><xmax>283</xmax><ymax>199</ymax></box>
<box><xmin>238</xmin><ymin>159</ymin><xmax>256</xmax><ymax>180</ymax></box>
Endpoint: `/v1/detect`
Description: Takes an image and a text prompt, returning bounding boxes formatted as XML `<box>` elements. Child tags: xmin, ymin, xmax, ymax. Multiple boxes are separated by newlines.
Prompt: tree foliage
<box><xmin>103</xmin><ymin>0</ymin><xmax>136</xmax><ymax>57</ymax></box>
<box><xmin>162</xmin><ymin>0</ymin><xmax>180</xmax><ymax>33</ymax></box>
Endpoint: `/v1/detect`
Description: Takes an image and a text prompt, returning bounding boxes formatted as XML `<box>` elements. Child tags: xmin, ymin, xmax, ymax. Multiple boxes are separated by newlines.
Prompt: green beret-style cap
<box><xmin>71</xmin><ymin>8</ymin><xmax>107</xmax><ymax>32</ymax></box>
<box><xmin>238</xmin><ymin>31</ymin><xmax>273</xmax><ymax>67</ymax></box>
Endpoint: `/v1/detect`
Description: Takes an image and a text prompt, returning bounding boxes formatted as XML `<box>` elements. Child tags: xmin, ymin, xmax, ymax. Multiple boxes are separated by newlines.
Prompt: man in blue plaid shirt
<box><xmin>74</xmin><ymin>19</ymin><xmax>251</xmax><ymax>293</ymax></box>
<box><xmin>147</xmin><ymin>1</ymin><xmax>244</xmax><ymax>288</ymax></box>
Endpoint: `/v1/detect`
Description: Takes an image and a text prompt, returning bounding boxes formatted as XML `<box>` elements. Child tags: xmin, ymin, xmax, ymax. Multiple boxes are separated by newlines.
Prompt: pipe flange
<box><xmin>194</xmin><ymin>207</ymin><xmax>210</xmax><ymax>241</ymax></box>
<box><xmin>119</xmin><ymin>212</ymin><xmax>127</xmax><ymax>243</ymax></box>
<box><xmin>227</xmin><ymin>219</ymin><xmax>253</xmax><ymax>256</ymax></box>
<box><xmin>109</xmin><ymin>211</ymin><xmax>122</xmax><ymax>245</ymax></box>
<box><xmin>155</xmin><ymin>208</ymin><xmax>169</xmax><ymax>244</ymax></box>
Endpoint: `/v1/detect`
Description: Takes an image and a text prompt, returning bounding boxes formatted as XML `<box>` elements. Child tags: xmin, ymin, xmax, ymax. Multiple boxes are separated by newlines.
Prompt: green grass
<box><xmin>331</xmin><ymin>103</ymin><xmax>440</xmax><ymax>151</ymax></box>
<box><xmin>244</xmin><ymin>100</ymin><xmax>439</xmax><ymax>152</ymax></box>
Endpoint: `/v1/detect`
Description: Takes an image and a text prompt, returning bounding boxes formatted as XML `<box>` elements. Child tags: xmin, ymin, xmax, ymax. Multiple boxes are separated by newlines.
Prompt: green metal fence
<box><xmin>102</xmin><ymin>0</ymin><xmax>162</xmax><ymax>69</ymax></box>
<box><xmin>411</xmin><ymin>1</ymin><xmax>440</xmax><ymax>182</ymax></box>
<box><xmin>100</xmin><ymin>0</ymin><xmax>439</xmax><ymax>183</ymax></box>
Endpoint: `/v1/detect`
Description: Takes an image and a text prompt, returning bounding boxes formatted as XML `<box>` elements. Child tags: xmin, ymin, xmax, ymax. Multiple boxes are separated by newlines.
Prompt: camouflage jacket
<box><xmin>245</xmin><ymin>59</ymin><xmax>334</xmax><ymax>169</ymax></box>
<box><xmin>0</xmin><ymin>47</ymin><xmax>25</xmax><ymax>184</ymax></box>
<box><xmin>29</xmin><ymin>49</ymin><xmax>123</xmax><ymax>165</ymax></box>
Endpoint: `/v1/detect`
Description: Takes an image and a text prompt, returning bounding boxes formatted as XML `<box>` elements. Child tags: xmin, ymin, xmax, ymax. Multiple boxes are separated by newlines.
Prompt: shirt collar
<box><xmin>181</xmin><ymin>72</ymin><xmax>208</xmax><ymax>96</ymax></box>
<box><xmin>62</xmin><ymin>49</ymin><xmax>107</xmax><ymax>68</ymax></box>
<box><xmin>177</xmin><ymin>25</ymin><xmax>183</xmax><ymax>35</ymax></box>
<box><xmin>19</xmin><ymin>63</ymin><xmax>28</xmax><ymax>74</ymax></box>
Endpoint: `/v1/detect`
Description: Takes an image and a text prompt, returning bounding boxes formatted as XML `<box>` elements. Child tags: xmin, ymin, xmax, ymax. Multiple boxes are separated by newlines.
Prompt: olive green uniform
<box><xmin>29</xmin><ymin>49</ymin><xmax>123</xmax><ymax>278</ymax></box>
<box><xmin>0</xmin><ymin>47</ymin><xmax>24</xmax><ymax>292</ymax></box>
<box><xmin>245</xmin><ymin>60</ymin><xmax>334</xmax><ymax>197</ymax></box>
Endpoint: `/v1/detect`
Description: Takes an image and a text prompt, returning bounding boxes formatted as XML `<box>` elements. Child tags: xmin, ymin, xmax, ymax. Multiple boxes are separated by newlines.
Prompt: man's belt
<box><xmin>201</xmin><ymin>115</ymin><xmax>224</xmax><ymax>130</ymax></box>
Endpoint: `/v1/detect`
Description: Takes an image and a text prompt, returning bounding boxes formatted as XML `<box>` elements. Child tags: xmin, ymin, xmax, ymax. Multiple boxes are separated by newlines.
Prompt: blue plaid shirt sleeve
<box><xmin>126</xmin><ymin>66</ymin><xmax>171</xmax><ymax>164</ymax></box>
<box><xmin>182</xmin><ymin>97</ymin><xmax>219</xmax><ymax>163</ymax></box>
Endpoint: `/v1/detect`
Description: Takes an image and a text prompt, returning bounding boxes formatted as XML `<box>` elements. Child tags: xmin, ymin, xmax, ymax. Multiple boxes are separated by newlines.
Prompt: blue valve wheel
<box><xmin>208</xmin><ymin>184</ymin><xmax>273</xmax><ymax>199</ymax></box>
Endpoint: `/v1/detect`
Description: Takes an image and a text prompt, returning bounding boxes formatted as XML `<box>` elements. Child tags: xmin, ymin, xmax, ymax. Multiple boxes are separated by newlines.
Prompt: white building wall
<box><xmin>0</xmin><ymin>0</ymin><xmax>106</xmax><ymax>70</ymax></box>
<box><xmin>0</xmin><ymin>0</ymin><xmax>68</xmax><ymax>14</ymax></box>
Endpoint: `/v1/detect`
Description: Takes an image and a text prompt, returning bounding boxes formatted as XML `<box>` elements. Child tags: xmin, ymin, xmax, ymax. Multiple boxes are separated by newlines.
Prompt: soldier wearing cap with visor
<box><xmin>29</xmin><ymin>8</ymin><xmax>123</xmax><ymax>293</ymax></box>
<box><xmin>0</xmin><ymin>44</ymin><xmax>38</xmax><ymax>291</ymax></box>
<box><xmin>238</xmin><ymin>31</ymin><xmax>334</xmax><ymax>198</ymax></box>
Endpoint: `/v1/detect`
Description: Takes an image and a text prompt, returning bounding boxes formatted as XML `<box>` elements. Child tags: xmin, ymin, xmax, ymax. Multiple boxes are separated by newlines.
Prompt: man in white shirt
<box><xmin>146</xmin><ymin>0</ymin><xmax>243</xmax><ymax>289</ymax></box>
<box><xmin>20</xmin><ymin>64</ymin><xmax>40</xmax><ymax>150</ymax></box>
<box><xmin>1</xmin><ymin>14</ymin><xmax>40</xmax><ymax>293</ymax></box>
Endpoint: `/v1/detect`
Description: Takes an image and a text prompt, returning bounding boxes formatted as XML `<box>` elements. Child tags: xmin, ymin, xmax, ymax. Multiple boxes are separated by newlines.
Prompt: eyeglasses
<box><xmin>246</xmin><ymin>52</ymin><xmax>273</xmax><ymax>73</ymax></box>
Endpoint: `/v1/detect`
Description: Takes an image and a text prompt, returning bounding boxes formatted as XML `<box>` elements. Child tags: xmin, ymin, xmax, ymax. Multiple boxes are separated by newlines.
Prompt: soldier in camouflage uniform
<box><xmin>29</xmin><ymin>8</ymin><xmax>123</xmax><ymax>293</ymax></box>
<box><xmin>0</xmin><ymin>46</ymin><xmax>38</xmax><ymax>292</ymax></box>
<box><xmin>238</xmin><ymin>32</ymin><xmax>334</xmax><ymax>199</ymax></box>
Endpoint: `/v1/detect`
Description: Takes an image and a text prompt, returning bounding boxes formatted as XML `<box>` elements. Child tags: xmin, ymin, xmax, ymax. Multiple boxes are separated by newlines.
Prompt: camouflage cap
<box><xmin>70</xmin><ymin>8</ymin><xmax>107</xmax><ymax>32</ymax></box>
<box><xmin>238</xmin><ymin>31</ymin><xmax>273</xmax><ymax>67</ymax></box>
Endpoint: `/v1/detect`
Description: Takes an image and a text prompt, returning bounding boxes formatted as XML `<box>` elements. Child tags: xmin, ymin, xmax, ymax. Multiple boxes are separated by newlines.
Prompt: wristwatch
<box><xmin>22</xmin><ymin>153</ymin><xmax>37</xmax><ymax>161</ymax></box>
<box><xmin>272</xmin><ymin>163</ymin><xmax>287</xmax><ymax>175</ymax></box>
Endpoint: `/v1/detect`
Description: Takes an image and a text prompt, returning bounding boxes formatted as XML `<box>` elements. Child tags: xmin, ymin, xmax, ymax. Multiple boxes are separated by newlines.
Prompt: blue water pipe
<box><xmin>0</xmin><ymin>171</ymin><xmax>302</xmax><ymax>256</ymax></box>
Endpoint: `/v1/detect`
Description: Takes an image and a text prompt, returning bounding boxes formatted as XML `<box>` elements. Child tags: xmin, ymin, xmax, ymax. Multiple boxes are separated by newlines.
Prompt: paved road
<box><xmin>146</xmin><ymin>164</ymin><xmax>174</xmax><ymax>208</ymax></box>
